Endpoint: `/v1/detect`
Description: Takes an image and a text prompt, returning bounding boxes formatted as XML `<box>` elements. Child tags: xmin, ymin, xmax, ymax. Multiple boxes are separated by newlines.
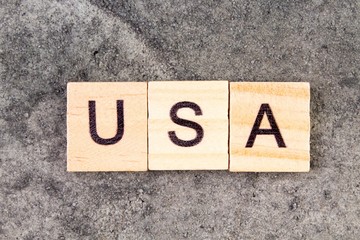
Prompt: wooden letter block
<box><xmin>230</xmin><ymin>82</ymin><xmax>310</xmax><ymax>172</ymax></box>
<box><xmin>67</xmin><ymin>82</ymin><xmax>147</xmax><ymax>171</ymax></box>
<box><xmin>148</xmin><ymin>81</ymin><xmax>229</xmax><ymax>170</ymax></box>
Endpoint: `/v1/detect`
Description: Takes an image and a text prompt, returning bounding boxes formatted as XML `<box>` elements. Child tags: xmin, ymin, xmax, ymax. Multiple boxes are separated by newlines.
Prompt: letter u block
<box><xmin>229</xmin><ymin>82</ymin><xmax>310</xmax><ymax>172</ymax></box>
<box><xmin>148</xmin><ymin>81</ymin><xmax>229</xmax><ymax>170</ymax></box>
<box><xmin>67</xmin><ymin>82</ymin><xmax>148</xmax><ymax>171</ymax></box>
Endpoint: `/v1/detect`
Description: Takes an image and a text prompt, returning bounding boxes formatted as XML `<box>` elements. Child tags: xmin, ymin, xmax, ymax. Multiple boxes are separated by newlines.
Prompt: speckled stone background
<box><xmin>1</xmin><ymin>0</ymin><xmax>359</xmax><ymax>239</ymax></box>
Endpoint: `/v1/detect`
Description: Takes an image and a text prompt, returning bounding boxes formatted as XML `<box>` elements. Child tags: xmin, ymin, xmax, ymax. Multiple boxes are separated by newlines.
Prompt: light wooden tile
<box><xmin>67</xmin><ymin>82</ymin><xmax>147</xmax><ymax>171</ymax></box>
<box><xmin>148</xmin><ymin>81</ymin><xmax>229</xmax><ymax>170</ymax></box>
<box><xmin>229</xmin><ymin>82</ymin><xmax>310</xmax><ymax>172</ymax></box>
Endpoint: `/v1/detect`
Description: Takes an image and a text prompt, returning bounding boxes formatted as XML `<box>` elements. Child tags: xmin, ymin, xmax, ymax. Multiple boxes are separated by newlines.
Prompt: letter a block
<box><xmin>230</xmin><ymin>82</ymin><xmax>310</xmax><ymax>172</ymax></box>
<box><xmin>148</xmin><ymin>81</ymin><xmax>229</xmax><ymax>170</ymax></box>
<box><xmin>67</xmin><ymin>82</ymin><xmax>147</xmax><ymax>171</ymax></box>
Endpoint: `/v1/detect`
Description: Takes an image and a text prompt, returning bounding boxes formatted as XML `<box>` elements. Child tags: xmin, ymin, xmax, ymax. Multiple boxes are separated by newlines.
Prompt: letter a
<box><xmin>245</xmin><ymin>103</ymin><xmax>286</xmax><ymax>148</ymax></box>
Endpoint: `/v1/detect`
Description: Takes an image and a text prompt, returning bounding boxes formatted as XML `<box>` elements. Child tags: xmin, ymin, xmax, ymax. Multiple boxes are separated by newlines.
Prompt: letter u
<box><xmin>88</xmin><ymin>100</ymin><xmax>124</xmax><ymax>145</ymax></box>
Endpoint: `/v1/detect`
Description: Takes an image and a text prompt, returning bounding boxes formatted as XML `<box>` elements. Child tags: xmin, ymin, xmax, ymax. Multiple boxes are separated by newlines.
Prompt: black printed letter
<box><xmin>89</xmin><ymin>100</ymin><xmax>124</xmax><ymax>145</ymax></box>
<box><xmin>245</xmin><ymin>103</ymin><xmax>286</xmax><ymax>148</ymax></box>
<box><xmin>168</xmin><ymin>101</ymin><xmax>204</xmax><ymax>147</ymax></box>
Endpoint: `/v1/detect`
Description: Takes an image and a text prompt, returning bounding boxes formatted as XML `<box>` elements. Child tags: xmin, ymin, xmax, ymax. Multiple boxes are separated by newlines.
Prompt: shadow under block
<box><xmin>229</xmin><ymin>82</ymin><xmax>310</xmax><ymax>172</ymax></box>
<box><xmin>148</xmin><ymin>81</ymin><xmax>229</xmax><ymax>170</ymax></box>
<box><xmin>67</xmin><ymin>82</ymin><xmax>148</xmax><ymax>171</ymax></box>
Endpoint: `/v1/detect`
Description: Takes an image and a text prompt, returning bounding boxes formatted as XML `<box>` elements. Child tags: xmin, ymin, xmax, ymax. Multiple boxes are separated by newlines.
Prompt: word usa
<box><xmin>67</xmin><ymin>81</ymin><xmax>310</xmax><ymax>172</ymax></box>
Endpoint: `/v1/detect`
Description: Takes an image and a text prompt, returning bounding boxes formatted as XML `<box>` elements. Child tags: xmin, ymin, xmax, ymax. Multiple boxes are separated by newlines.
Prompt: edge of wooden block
<box><xmin>66</xmin><ymin>81</ymin><xmax>148</xmax><ymax>172</ymax></box>
<box><xmin>66</xmin><ymin>81</ymin><xmax>311</xmax><ymax>173</ymax></box>
<box><xmin>229</xmin><ymin>81</ymin><xmax>311</xmax><ymax>173</ymax></box>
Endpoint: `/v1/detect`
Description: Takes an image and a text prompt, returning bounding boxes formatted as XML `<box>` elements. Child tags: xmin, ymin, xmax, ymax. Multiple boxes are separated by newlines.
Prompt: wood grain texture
<box><xmin>148</xmin><ymin>81</ymin><xmax>229</xmax><ymax>170</ymax></box>
<box><xmin>229</xmin><ymin>82</ymin><xmax>310</xmax><ymax>172</ymax></box>
<box><xmin>67</xmin><ymin>82</ymin><xmax>147</xmax><ymax>171</ymax></box>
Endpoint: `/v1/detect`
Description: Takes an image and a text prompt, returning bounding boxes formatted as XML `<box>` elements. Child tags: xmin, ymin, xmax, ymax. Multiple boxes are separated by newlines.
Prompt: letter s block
<box><xmin>230</xmin><ymin>82</ymin><xmax>310</xmax><ymax>172</ymax></box>
<box><xmin>67</xmin><ymin>82</ymin><xmax>147</xmax><ymax>171</ymax></box>
<box><xmin>148</xmin><ymin>81</ymin><xmax>229</xmax><ymax>170</ymax></box>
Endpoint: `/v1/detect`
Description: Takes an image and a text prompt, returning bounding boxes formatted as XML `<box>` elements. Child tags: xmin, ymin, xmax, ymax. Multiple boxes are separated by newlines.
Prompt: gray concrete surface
<box><xmin>0</xmin><ymin>0</ymin><xmax>360</xmax><ymax>239</ymax></box>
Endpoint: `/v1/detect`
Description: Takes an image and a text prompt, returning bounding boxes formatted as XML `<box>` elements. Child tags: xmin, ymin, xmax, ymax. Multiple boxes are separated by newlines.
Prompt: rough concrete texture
<box><xmin>0</xmin><ymin>0</ymin><xmax>359</xmax><ymax>239</ymax></box>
